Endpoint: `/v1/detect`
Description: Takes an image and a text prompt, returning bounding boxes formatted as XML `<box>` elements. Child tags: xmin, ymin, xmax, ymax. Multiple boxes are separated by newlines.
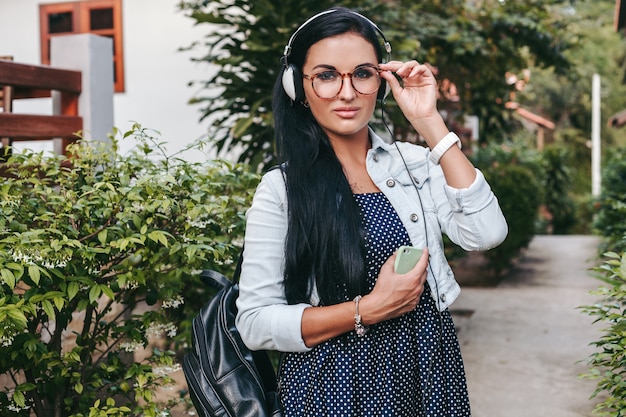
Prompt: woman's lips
<box><xmin>333</xmin><ymin>107</ymin><xmax>360</xmax><ymax>118</ymax></box>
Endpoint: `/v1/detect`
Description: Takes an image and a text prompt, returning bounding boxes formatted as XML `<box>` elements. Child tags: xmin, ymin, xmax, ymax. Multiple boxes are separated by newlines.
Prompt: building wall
<box><xmin>0</xmin><ymin>0</ymin><xmax>219</xmax><ymax>162</ymax></box>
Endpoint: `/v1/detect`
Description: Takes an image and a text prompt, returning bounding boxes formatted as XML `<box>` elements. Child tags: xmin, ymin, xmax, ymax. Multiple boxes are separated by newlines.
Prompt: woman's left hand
<box><xmin>379</xmin><ymin>60</ymin><xmax>440</xmax><ymax>126</ymax></box>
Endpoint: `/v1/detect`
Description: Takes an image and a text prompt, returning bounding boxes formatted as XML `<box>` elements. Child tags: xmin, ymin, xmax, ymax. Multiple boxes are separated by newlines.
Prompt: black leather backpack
<box><xmin>182</xmin><ymin>267</ymin><xmax>283</xmax><ymax>417</ymax></box>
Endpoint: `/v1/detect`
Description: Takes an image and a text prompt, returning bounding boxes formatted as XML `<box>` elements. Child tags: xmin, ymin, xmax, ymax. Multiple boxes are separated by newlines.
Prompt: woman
<box><xmin>236</xmin><ymin>7</ymin><xmax>507</xmax><ymax>417</ymax></box>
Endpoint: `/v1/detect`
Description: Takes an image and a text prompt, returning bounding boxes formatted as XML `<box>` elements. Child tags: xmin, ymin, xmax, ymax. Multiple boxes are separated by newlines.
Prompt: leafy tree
<box><xmin>519</xmin><ymin>0</ymin><xmax>626</xmax><ymax>148</ymax></box>
<box><xmin>514</xmin><ymin>0</ymin><xmax>626</xmax><ymax>233</ymax></box>
<box><xmin>178</xmin><ymin>0</ymin><xmax>572</xmax><ymax>168</ymax></box>
<box><xmin>0</xmin><ymin>126</ymin><xmax>258</xmax><ymax>416</ymax></box>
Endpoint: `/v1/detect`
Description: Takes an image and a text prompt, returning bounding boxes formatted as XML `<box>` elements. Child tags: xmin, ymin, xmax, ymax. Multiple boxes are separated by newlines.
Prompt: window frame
<box><xmin>39</xmin><ymin>0</ymin><xmax>125</xmax><ymax>92</ymax></box>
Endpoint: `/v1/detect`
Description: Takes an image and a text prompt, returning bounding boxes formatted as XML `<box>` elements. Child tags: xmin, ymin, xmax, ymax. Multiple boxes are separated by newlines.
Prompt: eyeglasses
<box><xmin>303</xmin><ymin>65</ymin><xmax>381</xmax><ymax>99</ymax></box>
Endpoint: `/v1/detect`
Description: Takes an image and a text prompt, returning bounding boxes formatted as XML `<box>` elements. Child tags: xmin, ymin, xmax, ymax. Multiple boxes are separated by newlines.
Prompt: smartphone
<box><xmin>394</xmin><ymin>246</ymin><xmax>423</xmax><ymax>274</ymax></box>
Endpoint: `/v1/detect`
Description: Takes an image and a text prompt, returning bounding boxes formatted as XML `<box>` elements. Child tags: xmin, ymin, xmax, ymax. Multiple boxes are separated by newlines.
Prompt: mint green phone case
<box><xmin>394</xmin><ymin>246</ymin><xmax>423</xmax><ymax>274</ymax></box>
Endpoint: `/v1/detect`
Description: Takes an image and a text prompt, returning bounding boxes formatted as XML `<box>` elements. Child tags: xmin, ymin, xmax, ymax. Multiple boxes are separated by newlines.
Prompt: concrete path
<box><xmin>452</xmin><ymin>235</ymin><xmax>606</xmax><ymax>417</ymax></box>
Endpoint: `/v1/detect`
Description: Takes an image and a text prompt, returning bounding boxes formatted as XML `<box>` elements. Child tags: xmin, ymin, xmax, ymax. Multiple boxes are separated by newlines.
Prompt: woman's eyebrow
<box><xmin>311</xmin><ymin>64</ymin><xmax>337</xmax><ymax>71</ymax></box>
<box><xmin>311</xmin><ymin>62</ymin><xmax>378</xmax><ymax>71</ymax></box>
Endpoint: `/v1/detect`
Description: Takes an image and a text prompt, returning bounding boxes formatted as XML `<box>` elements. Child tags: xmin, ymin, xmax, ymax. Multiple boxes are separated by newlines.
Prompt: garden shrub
<box><xmin>469</xmin><ymin>142</ymin><xmax>541</xmax><ymax>274</ymax></box>
<box><xmin>0</xmin><ymin>124</ymin><xmax>259</xmax><ymax>416</ymax></box>
<box><xmin>481</xmin><ymin>163</ymin><xmax>541</xmax><ymax>273</ymax></box>
<box><xmin>580</xmin><ymin>251</ymin><xmax>626</xmax><ymax>416</ymax></box>
<box><xmin>593</xmin><ymin>147</ymin><xmax>626</xmax><ymax>255</ymax></box>
<box><xmin>540</xmin><ymin>144</ymin><xmax>576</xmax><ymax>234</ymax></box>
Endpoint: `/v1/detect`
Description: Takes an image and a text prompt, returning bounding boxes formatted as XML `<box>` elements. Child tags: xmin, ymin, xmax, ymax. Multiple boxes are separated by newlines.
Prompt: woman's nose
<box><xmin>337</xmin><ymin>74</ymin><xmax>357</xmax><ymax>100</ymax></box>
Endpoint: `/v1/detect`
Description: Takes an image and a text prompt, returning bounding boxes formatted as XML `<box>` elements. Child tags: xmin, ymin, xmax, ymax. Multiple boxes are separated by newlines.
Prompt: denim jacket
<box><xmin>236</xmin><ymin>129</ymin><xmax>508</xmax><ymax>352</ymax></box>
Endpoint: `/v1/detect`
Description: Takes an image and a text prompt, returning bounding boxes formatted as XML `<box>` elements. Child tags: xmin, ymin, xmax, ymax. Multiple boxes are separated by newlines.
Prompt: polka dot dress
<box><xmin>279</xmin><ymin>192</ymin><xmax>471</xmax><ymax>417</ymax></box>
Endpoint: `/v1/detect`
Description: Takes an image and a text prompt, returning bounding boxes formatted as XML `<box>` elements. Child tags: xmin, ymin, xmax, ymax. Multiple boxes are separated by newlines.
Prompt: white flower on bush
<box><xmin>1</xmin><ymin>334</ymin><xmax>14</xmax><ymax>348</ymax></box>
<box><xmin>10</xmin><ymin>249</ymin><xmax>68</xmax><ymax>268</ymax></box>
<box><xmin>161</xmin><ymin>295</ymin><xmax>184</xmax><ymax>309</ymax></box>
<box><xmin>118</xmin><ymin>340</ymin><xmax>143</xmax><ymax>352</ymax></box>
<box><xmin>146</xmin><ymin>322</ymin><xmax>177</xmax><ymax>338</ymax></box>
<box><xmin>186</xmin><ymin>217</ymin><xmax>210</xmax><ymax>229</ymax></box>
<box><xmin>153</xmin><ymin>363</ymin><xmax>182</xmax><ymax>376</ymax></box>
<box><xmin>1</xmin><ymin>324</ymin><xmax>17</xmax><ymax>347</ymax></box>
<box><xmin>8</xmin><ymin>404</ymin><xmax>30</xmax><ymax>412</ymax></box>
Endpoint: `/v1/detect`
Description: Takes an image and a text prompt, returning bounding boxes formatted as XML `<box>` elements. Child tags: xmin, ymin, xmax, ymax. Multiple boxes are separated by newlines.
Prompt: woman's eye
<box><xmin>353</xmin><ymin>68</ymin><xmax>376</xmax><ymax>79</ymax></box>
<box><xmin>316</xmin><ymin>71</ymin><xmax>338</xmax><ymax>82</ymax></box>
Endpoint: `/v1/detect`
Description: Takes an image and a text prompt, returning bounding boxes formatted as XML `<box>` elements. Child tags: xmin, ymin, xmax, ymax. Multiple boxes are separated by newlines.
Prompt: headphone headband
<box><xmin>281</xmin><ymin>8</ymin><xmax>392</xmax><ymax>102</ymax></box>
<box><xmin>283</xmin><ymin>9</ymin><xmax>391</xmax><ymax>61</ymax></box>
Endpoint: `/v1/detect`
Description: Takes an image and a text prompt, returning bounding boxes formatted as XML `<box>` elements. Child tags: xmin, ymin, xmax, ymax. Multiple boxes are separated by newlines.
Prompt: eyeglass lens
<box><xmin>311</xmin><ymin>66</ymin><xmax>380</xmax><ymax>99</ymax></box>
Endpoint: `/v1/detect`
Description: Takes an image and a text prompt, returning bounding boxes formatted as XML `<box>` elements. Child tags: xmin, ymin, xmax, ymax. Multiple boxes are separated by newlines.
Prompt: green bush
<box><xmin>0</xmin><ymin>125</ymin><xmax>259</xmax><ymax>416</ymax></box>
<box><xmin>469</xmin><ymin>142</ymin><xmax>541</xmax><ymax>274</ymax></box>
<box><xmin>580</xmin><ymin>251</ymin><xmax>626</xmax><ymax>416</ymax></box>
<box><xmin>593</xmin><ymin>147</ymin><xmax>626</xmax><ymax>255</ymax></box>
<box><xmin>481</xmin><ymin>163</ymin><xmax>541</xmax><ymax>273</ymax></box>
<box><xmin>541</xmin><ymin>144</ymin><xmax>576</xmax><ymax>234</ymax></box>
<box><xmin>570</xmin><ymin>193</ymin><xmax>595</xmax><ymax>235</ymax></box>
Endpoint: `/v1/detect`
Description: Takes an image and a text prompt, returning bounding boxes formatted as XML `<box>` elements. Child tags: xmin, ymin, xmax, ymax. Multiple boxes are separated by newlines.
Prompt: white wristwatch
<box><xmin>428</xmin><ymin>132</ymin><xmax>462</xmax><ymax>165</ymax></box>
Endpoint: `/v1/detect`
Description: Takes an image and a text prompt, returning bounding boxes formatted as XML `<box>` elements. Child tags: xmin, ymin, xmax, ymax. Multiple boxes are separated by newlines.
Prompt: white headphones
<box><xmin>281</xmin><ymin>9</ymin><xmax>392</xmax><ymax>103</ymax></box>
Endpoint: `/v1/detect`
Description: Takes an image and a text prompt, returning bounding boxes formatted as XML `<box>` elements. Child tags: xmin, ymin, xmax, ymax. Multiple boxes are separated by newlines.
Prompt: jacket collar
<box><xmin>368</xmin><ymin>126</ymin><xmax>396</xmax><ymax>153</ymax></box>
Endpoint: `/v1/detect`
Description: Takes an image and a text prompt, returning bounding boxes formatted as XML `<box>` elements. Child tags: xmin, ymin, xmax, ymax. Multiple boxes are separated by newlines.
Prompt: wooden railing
<box><xmin>0</xmin><ymin>58</ymin><xmax>83</xmax><ymax>155</ymax></box>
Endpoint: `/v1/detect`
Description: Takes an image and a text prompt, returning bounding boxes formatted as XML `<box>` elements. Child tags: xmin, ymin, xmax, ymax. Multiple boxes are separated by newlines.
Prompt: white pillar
<box><xmin>591</xmin><ymin>73</ymin><xmax>601</xmax><ymax>197</ymax></box>
<box><xmin>50</xmin><ymin>34</ymin><xmax>114</xmax><ymax>149</ymax></box>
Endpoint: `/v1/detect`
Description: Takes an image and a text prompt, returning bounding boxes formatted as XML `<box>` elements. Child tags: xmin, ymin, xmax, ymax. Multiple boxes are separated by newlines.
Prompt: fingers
<box><xmin>379</xmin><ymin>60</ymin><xmax>432</xmax><ymax>81</ymax></box>
<box><xmin>377</xmin><ymin>247</ymin><xmax>429</xmax><ymax>291</ymax></box>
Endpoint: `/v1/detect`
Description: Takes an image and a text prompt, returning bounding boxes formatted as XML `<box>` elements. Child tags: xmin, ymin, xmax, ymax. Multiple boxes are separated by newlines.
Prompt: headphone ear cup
<box><xmin>377</xmin><ymin>78</ymin><xmax>390</xmax><ymax>101</ymax></box>
<box><xmin>282</xmin><ymin>64</ymin><xmax>305</xmax><ymax>102</ymax></box>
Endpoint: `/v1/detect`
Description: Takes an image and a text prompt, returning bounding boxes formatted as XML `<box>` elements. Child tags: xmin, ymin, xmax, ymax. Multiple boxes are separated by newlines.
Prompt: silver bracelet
<box><xmin>428</xmin><ymin>132</ymin><xmax>462</xmax><ymax>165</ymax></box>
<box><xmin>354</xmin><ymin>295</ymin><xmax>368</xmax><ymax>337</ymax></box>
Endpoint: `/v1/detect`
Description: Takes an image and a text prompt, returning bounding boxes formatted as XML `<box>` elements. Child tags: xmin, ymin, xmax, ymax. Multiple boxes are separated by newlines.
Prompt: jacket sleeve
<box><xmin>431</xmin><ymin>166</ymin><xmax>508</xmax><ymax>251</ymax></box>
<box><xmin>235</xmin><ymin>170</ymin><xmax>312</xmax><ymax>352</ymax></box>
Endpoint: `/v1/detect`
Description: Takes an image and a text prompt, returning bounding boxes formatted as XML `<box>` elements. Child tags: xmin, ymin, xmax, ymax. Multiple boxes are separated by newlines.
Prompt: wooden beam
<box><xmin>0</xmin><ymin>60</ymin><xmax>81</xmax><ymax>94</ymax></box>
<box><xmin>0</xmin><ymin>114</ymin><xmax>82</xmax><ymax>139</ymax></box>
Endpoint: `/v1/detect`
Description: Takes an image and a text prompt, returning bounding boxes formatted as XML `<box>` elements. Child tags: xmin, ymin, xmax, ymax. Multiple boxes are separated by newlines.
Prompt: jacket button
<box><xmin>440</xmin><ymin>294</ymin><xmax>447</xmax><ymax>303</ymax></box>
<box><xmin>386</xmin><ymin>179</ymin><xmax>396</xmax><ymax>187</ymax></box>
<box><xmin>410</xmin><ymin>213</ymin><xmax>419</xmax><ymax>222</ymax></box>
<box><xmin>373</xmin><ymin>154</ymin><xmax>379</xmax><ymax>162</ymax></box>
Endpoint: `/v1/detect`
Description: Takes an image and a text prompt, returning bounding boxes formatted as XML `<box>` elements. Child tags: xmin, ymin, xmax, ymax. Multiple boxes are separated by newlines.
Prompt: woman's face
<box><xmin>301</xmin><ymin>32</ymin><xmax>380</xmax><ymax>142</ymax></box>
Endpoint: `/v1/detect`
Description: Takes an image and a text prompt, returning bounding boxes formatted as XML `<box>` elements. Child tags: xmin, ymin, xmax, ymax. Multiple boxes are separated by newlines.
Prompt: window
<box><xmin>40</xmin><ymin>0</ymin><xmax>124</xmax><ymax>92</ymax></box>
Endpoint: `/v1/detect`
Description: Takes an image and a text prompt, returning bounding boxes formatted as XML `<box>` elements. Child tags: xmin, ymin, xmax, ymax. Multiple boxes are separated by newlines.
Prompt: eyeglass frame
<box><xmin>302</xmin><ymin>64</ymin><xmax>382</xmax><ymax>99</ymax></box>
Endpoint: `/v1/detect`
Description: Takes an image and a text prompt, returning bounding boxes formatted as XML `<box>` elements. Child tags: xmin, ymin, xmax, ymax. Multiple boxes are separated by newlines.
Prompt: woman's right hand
<box><xmin>359</xmin><ymin>247</ymin><xmax>429</xmax><ymax>325</ymax></box>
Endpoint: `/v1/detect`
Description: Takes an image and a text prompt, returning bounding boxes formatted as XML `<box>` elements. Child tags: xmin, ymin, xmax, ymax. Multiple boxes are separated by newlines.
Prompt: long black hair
<box><xmin>272</xmin><ymin>8</ymin><xmax>385</xmax><ymax>306</ymax></box>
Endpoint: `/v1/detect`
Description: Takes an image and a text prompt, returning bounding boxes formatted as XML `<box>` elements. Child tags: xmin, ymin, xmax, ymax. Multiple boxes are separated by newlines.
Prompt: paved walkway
<box><xmin>452</xmin><ymin>235</ymin><xmax>606</xmax><ymax>417</ymax></box>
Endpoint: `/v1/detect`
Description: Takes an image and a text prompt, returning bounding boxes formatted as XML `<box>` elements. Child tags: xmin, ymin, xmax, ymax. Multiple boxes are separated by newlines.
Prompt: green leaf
<box><xmin>100</xmin><ymin>285</ymin><xmax>115</xmax><ymax>301</ymax></box>
<box><xmin>148</xmin><ymin>231</ymin><xmax>169</xmax><ymax>247</ymax></box>
<box><xmin>75</xmin><ymin>382</ymin><xmax>84</xmax><ymax>394</ymax></box>
<box><xmin>6</xmin><ymin>308</ymin><xmax>27</xmax><ymax>327</ymax></box>
<box><xmin>28</xmin><ymin>265</ymin><xmax>41</xmax><ymax>285</ymax></box>
<box><xmin>16</xmin><ymin>382</ymin><xmax>36</xmax><ymax>392</ymax></box>
<box><xmin>185</xmin><ymin>245</ymin><xmax>197</xmax><ymax>259</ymax></box>
<box><xmin>53</xmin><ymin>297</ymin><xmax>65</xmax><ymax>311</ymax></box>
<box><xmin>41</xmin><ymin>299</ymin><xmax>56</xmax><ymax>321</ymax></box>
<box><xmin>89</xmin><ymin>285</ymin><xmax>102</xmax><ymax>304</ymax></box>
<box><xmin>77</xmin><ymin>299</ymin><xmax>89</xmax><ymax>312</ymax></box>
<box><xmin>68</xmin><ymin>282</ymin><xmax>79</xmax><ymax>301</ymax></box>
<box><xmin>98</xmin><ymin>229</ymin><xmax>108</xmax><ymax>245</ymax></box>
<box><xmin>0</xmin><ymin>268</ymin><xmax>15</xmax><ymax>289</ymax></box>
<box><xmin>12</xmin><ymin>390</ymin><xmax>25</xmax><ymax>407</ymax></box>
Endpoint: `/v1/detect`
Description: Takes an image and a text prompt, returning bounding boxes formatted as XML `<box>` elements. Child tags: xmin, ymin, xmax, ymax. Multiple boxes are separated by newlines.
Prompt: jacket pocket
<box><xmin>389</xmin><ymin>160</ymin><xmax>435</xmax><ymax>212</ymax></box>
